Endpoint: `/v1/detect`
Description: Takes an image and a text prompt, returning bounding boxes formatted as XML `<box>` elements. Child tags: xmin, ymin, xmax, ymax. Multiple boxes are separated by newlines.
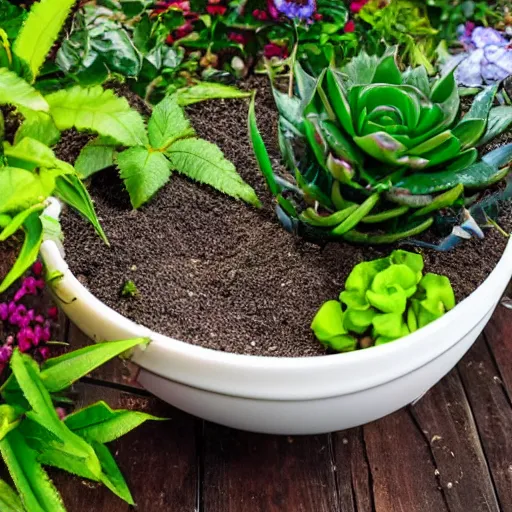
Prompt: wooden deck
<box><xmin>54</xmin><ymin>295</ymin><xmax>512</xmax><ymax>512</ymax></box>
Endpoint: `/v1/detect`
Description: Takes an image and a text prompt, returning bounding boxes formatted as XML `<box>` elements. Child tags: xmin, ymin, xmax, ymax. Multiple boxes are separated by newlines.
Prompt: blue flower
<box><xmin>272</xmin><ymin>0</ymin><xmax>316</xmax><ymax>20</ymax></box>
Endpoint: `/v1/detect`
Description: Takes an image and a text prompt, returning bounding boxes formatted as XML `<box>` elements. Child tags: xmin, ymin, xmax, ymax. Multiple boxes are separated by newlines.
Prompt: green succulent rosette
<box><xmin>311</xmin><ymin>250</ymin><xmax>456</xmax><ymax>351</ymax></box>
<box><xmin>249</xmin><ymin>47</ymin><xmax>512</xmax><ymax>244</ymax></box>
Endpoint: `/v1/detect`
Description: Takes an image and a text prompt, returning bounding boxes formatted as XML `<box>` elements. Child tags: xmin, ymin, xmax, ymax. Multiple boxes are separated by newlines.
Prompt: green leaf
<box><xmin>46</xmin><ymin>86</ymin><xmax>148</xmax><ymax>147</ymax></box>
<box><xmin>93</xmin><ymin>442</ymin><xmax>134</xmax><ymax>505</ymax></box>
<box><xmin>412</xmin><ymin>184</ymin><xmax>464</xmax><ymax>217</ymax></box>
<box><xmin>311</xmin><ymin>300</ymin><xmax>357</xmax><ymax>352</ymax></box>
<box><xmin>0</xmin><ymin>212</ymin><xmax>43</xmax><ymax>293</ymax></box>
<box><xmin>74</xmin><ymin>137</ymin><xmax>117</xmax><ymax>179</ymax></box>
<box><xmin>482</xmin><ymin>143</ymin><xmax>512</xmax><ymax>169</ymax></box>
<box><xmin>4</xmin><ymin>137</ymin><xmax>59</xmax><ymax>171</ymax></box>
<box><xmin>248</xmin><ymin>93</ymin><xmax>280</xmax><ymax>196</ymax></box>
<box><xmin>331</xmin><ymin>194</ymin><xmax>380</xmax><ymax>236</ymax></box>
<box><xmin>0</xmin><ymin>167</ymin><xmax>53</xmax><ymax>214</ymax></box>
<box><xmin>452</xmin><ymin>85</ymin><xmax>497</xmax><ymax>148</ymax></box>
<box><xmin>167</xmin><ymin>138</ymin><xmax>261</xmax><ymax>207</ymax></box>
<box><xmin>148</xmin><ymin>95</ymin><xmax>194</xmax><ymax>150</ymax></box>
<box><xmin>325</xmin><ymin>68</ymin><xmax>355</xmax><ymax>136</ymax></box>
<box><xmin>372</xmin><ymin>47</ymin><xmax>401</xmax><ymax>86</ymax></box>
<box><xmin>479</xmin><ymin>106</ymin><xmax>512</xmax><ymax>146</ymax></box>
<box><xmin>15</xmin><ymin>109</ymin><xmax>60</xmax><ymax>147</ymax></box>
<box><xmin>54</xmin><ymin>174</ymin><xmax>109</xmax><ymax>245</ymax></box>
<box><xmin>13</xmin><ymin>0</ymin><xmax>76</xmax><ymax>80</ymax></box>
<box><xmin>0</xmin><ymin>430</ymin><xmax>65</xmax><ymax>512</ymax></box>
<box><xmin>0</xmin><ymin>478</ymin><xmax>25</xmax><ymax>512</ymax></box>
<box><xmin>342</xmin><ymin>50</ymin><xmax>380</xmax><ymax>87</ymax></box>
<box><xmin>176</xmin><ymin>82</ymin><xmax>251</xmax><ymax>106</ymax></box>
<box><xmin>0</xmin><ymin>68</ymin><xmax>48</xmax><ymax>111</ymax></box>
<box><xmin>41</xmin><ymin>338</ymin><xmax>150</xmax><ymax>393</ymax></box>
<box><xmin>0</xmin><ymin>203</ymin><xmax>45</xmax><ymax>241</ymax></box>
<box><xmin>116</xmin><ymin>147</ymin><xmax>171</xmax><ymax>209</ymax></box>
<box><xmin>402</xmin><ymin>66</ymin><xmax>430</xmax><ymax>96</ymax></box>
<box><xmin>65</xmin><ymin>401</ymin><xmax>163</xmax><ymax>443</ymax></box>
<box><xmin>0</xmin><ymin>404</ymin><xmax>21</xmax><ymax>441</ymax></box>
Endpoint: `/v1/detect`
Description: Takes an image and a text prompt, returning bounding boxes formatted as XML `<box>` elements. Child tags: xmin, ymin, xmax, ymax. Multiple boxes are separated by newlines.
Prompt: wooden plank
<box><xmin>65</xmin><ymin>321</ymin><xmax>142</xmax><ymax>389</ymax></box>
<box><xmin>458</xmin><ymin>335</ymin><xmax>512</xmax><ymax>512</ymax></box>
<box><xmin>411</xmin><ymin>369</ymin><xmax>500</xmax><ymax>512</ymax></box>
<box><xmin>363</xmin><ymin>409</ymin><xmax>449</xmax><ymax>512</ymax></box>
<box><xmin>53</xmin><ymin>382</ymin><xmax>199</xmax><ymax>512</ymax></box>
<box><xmin>484</xmin><ymin>304</ymin><xmax>512</xmax><ymax>399</ymax></box>
<box><xmin>202</xmin><ymin>423</ymin><xmax>340</xmax><ymax>512</ymax></box>
<box><xmin>331</xmin><ymin>428</ymin><xmax>374</xmax><ymax>512</ymax></box>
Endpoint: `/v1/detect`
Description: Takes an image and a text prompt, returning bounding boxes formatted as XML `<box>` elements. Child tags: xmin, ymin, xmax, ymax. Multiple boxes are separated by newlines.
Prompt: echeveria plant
<box><xmin>0</xmin><ymin>338</ymin><xmax>162</xmax><ymax>511</ymax></box>
<box><xmin>249</xmin><ymin>47</ymin><xmax>512</xmax><ymax>244</ymax></box>
<box><xmin>311</xmin><ymin>250</ymin><xmax>455</xmax><ymax>351</ymax></box>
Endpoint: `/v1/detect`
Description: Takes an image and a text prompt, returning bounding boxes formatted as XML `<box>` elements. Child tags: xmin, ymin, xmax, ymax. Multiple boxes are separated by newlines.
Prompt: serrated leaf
<box><xmin>46</xmin><ymin>86</ymin><xmax>148</xmax><ymax>147</ymax></box>
<box><xmin>0</xmin><ymin>478</ymin><xmax>25</xmax><ymax>512</ymax></box>
<box><xmin>0</xmin><ymin>68</ymin><xmax>48</xmax><ymax>111</ymax></box>
<box><xmin>65</xmin><ymin>401</ymin><xmax>163</xmax><ymax>444</ymax></box>
<box><xmin>93</xmin><ymin>442</ymin><xmax>134</xmax><ymax>505</ymax></box>
<box><xmin>167</xmin><ymin>138</ymin><xmax>261</xmax><ymax>207</ymax></box>
<box><xmin>54</xmin><ymin>174</ymin><xmax>108</xmax><ymax>244</ymax></box>
<box><xmin>13</xmin><ymin>0</ymin><xmax>76</xmax><ymax>80</ymax></box>
<box><xmin>116</xmin><ymin>147</ymin><xmax>171</xmax><ymax>209</ymax></box>
<box><xmin>176</xmin><ymin>82</ymin><xmax>251</xmax><ymax>106</ymax></box>
<box><xmin>15</xmin><ymin>109</ymin><xmax>60</xmax><ymax>147</ymax></box>
<box><xmin>479</xmin><ymin>106</ymin><xmax>512</xmax><ymax>146</ymax></box>
<box><xmin>0</xmin><ymin>430</ymin><xmax>65</xmax><ymax>512</ymax></box>
<box><xmin>74</xmin><ymin>137</ymin><xmax>116</xmax><ymax>179</ymax></box>
<box><xmin>0</xmin><ymin>212</ymin><xmax>43</xmax><ymax>293</ymax></box>
<box><xmin>148</xmin><ymin>95</ymin><xmax>194</xmax><ymax>150</ymax></box>
<box><xmin>0</xmin><ymin>404</ymin><xmax>21</xmax><ymax>441</ymax></box>
<box><xmin>40</xmin><ymin>338</ymin><xmax>150</xmax><ymax>392</ymax></box>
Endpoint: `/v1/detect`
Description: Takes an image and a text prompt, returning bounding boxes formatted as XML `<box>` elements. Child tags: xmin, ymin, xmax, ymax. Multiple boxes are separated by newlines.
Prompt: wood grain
<box><xmin>412</xmin><ymin>369</ymin><xmax>500</xmax><ymax>512</ymax></box>
<box><xmin>202</xmin><ymin>423</ymin><xmax>340</xmax><ymax>512</ymax></box>
<box><xmin>458</xmin><ymin>334</ymin><xmax>512</xmax><ymax>512</ymax></box>
<box><xmin>363</xmin><ymin>409</ymin><xmax>449</xmax><ymax>512</ymax></box>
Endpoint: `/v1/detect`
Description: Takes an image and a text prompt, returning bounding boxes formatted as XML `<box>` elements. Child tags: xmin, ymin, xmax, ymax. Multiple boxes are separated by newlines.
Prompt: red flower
<box><xmin>264</xmin><ymin>42</ymin><xmax>289</xmax><ymax>59</ymax></box>
<box><xmin>228</xmin><ymin>32</ymin><xmax>248</xmax><ymax>45</ymax></box>
<box><xmin>344</xmin><ymin>20</ymin><xmax>356</xmax><ymax>33</ymax></box>
<box><xmin>175</xmin><ymin>21</ymin><xmax>194</xmax><ymax>39</ymax></box>
<box><xmin>206</xmin><ymin>5</ymin><xmax>227</xmax><ymax>15</ymax></box>
<box><xmin>252</xmin><ymin>9</ymin><xmax>268</xmax><ymax>21</ymax></box>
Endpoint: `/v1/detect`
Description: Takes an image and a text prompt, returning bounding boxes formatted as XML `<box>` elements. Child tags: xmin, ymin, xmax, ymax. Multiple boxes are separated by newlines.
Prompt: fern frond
<box><xmin>45</xmin><ymin>86</ymin><xmax>148</xmax><ymax>147</ymax></box>
<box><xmin>167</xmin><ymin>138</ymin><xmax>261</xmax><ymax>207</ymax></box>
<box><xmin>13</xmin><ymin>0</ymin><xmax>76</xmax><ymax>81</ymax></box>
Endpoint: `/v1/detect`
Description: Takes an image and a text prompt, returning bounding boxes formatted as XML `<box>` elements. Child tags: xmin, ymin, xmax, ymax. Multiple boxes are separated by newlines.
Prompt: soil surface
<box><xmin>60</xmin><ymin>79</ymin><xmax>512</xmax><ymax>357</ymax></box>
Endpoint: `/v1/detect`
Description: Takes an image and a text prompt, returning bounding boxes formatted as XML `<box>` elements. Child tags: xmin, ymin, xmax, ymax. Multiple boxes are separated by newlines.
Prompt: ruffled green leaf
<box><xmin>372</xmin><ymin>313</ymin><xmax>407</xmax><ymax>339</ymax></box>
<box><xmin>343</xmin><ymin>307</ymin><xmax>376</xmax><ymax>335</ymax></box>
<box><xmin>311</xmin><ymin>300</ymin><xmax>357</xmax><ymax>352</ymax></box>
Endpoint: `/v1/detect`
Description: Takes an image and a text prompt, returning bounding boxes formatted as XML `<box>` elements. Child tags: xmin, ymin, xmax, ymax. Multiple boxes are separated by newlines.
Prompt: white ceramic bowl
<box><xmin>41</xmin><ymin>200</ymin><xmax>512</xmax><ymax>434</ymax></box>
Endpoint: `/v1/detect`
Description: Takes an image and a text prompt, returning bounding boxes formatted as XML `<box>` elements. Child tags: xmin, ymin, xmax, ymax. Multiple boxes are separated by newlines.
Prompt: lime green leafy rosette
<box><xmin>311</xmin><ymin>250</ymin><xmax>455</xmax><ymax>351</ymax></box>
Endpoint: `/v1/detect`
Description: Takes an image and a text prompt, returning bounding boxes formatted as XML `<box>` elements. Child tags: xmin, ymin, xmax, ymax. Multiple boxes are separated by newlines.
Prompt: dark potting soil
<box><xmin>60</xmin><ymin>79</ymin><xmax>512</xmax><ymax>357</ymax></box>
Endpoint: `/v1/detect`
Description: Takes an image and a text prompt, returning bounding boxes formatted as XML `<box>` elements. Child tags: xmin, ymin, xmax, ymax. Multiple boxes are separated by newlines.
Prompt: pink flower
<box><xmin>48</xmin><ymin>307</ymin><xmax>59</xmax><ymax>320</ymax></box>
<box><xmin>38</xmin><ymin>346</ymin><xmax>50</xmax><ymax>360</ymax></box>
<box><xmin>0</xmin><ymin>303</ymin><xmax>8</xmax><ymax>321</ymax></box>
<box><xmin>206</xmin><ymin>4</ymin><xmax>227</xmax><ymax>15</ymax></box>
<box><xmin>17</xmin><ymin>327</ymin><xmax>36</xmax><ymax>352</ymax></box>
<box><xmin>32</xmin><ymin>261</ymin><xmax>43</xmax><ymax>277</ymax></box>
<box><xmin>344</xmin><ymin>20</ymin><xmax>356</xmax><ymax>33</ymax></box>
<box><xmin>0</xmin><ymin>345</ymin><xmax>13</xmax><ymax>364</ymax></box>
<box><xmin>264</xmin><ymin>42</ymin><xmax>289</xmax><ymax>59</ymax></box>
<box><xmin>350</xmin><ymin>0</ymin><xmax>369</xmax><ymax>14</ymax></box>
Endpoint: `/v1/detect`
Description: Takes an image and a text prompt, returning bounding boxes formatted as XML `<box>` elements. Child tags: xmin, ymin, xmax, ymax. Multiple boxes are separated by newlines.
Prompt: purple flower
<box><xmin>0</xmin><ymin>303</ymin><xmax>8</xmax><ymax>321</ymax></box>
<box><xmin>17</xmin><ymin>327</ymin><xmax>36</xmax><ymax>352</ymax></box>
<box><xmin>0</xmin><ymin>345</ymin><xmax>13</xmax><ymax>364</ymax></box>
<box><xmin>272</xmin><ymin>0</ymin><xmax>316</xmax><ymax>20</ymax></box>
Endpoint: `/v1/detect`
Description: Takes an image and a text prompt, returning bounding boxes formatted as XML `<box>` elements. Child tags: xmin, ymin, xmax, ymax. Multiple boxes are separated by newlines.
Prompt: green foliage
<box><xmin>0</xmin><ymin>0</ymin><xmax>26</xmax><ymax>40</ymax></box>
<box><xmin>250</xmin><ymin>48</ymin><xmax>512</xmax><ymax>244</ymax></box>
<box><xmin>0</xmin><ymin>68</ymin><xmax>48</xmax><ymax>111</ymax></box>
<box><xmin>13</xmin><ymin>0</ymin><xmax>76</xmax><ymax>81</ymax></box>
<box><xmin>0</xmin><ymin>339</ymin><xmax>160</xmax><ymax>511</ymax></box>
<box><xmin>121</xmin><ymin>279</ymin><xmax>140</xmax><ymax>298</ymax></box>
<box><xmin>311</xmin><ymin>250</ymin><xmax>455</xmax><ymax>351</ymax></box>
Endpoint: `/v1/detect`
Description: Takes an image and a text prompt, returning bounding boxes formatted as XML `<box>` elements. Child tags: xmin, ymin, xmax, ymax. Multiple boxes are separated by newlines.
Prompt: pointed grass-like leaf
<box><xmin>481</xmin><ymin>143</ymin><xmax>512</xmax><ymax>168</ymax></box>
<box><xmin>300</xmin><ymin>205</ymin><xmax>358</xmax><ymax>227</ymax></box>
<box><xmin>148</xmin><ymin>95</ymin><xmax>194</xmax><ymax>150</ymax></box>
<box><xmin>175</xmin><ymin>82</ymin><xmax>251</xmax><ymax>106</ymax></box>
<box><xmin>13</xmin><ymin>0</ymin><xmax>76</xmax><ymax>80</ymax></box>
<box><xmin>54</xmin><ymin>174</ymin><xmax>108</xmax><ymax>245</ymax></box>
<box><xmin>0</xmin><ymin>68</ymin><xmax>48</xmax><ymax>111</ymax></box>
<box><xmin>75</xmin><ymin>137</ymin><xmax>117</xmax><ymax>179</ymax></box>
<box><xmin>65</xmin><ymin>401</ymin><xmax>163</xmax><ymax>444</ymax></box>
<box><xmin>0</xmin><ymin>212</ymin><xmax>43</xmax><ymax>293</ymax></box>
<box><xmin>167</xmin><ymin>138</ymin><xmax>261</xmax><ymax>207</ymax></box>
<box><xmin>40</xmin><ymin>338</ymin><xmax>150</xmax><ymax>393</ymax></box>
<box><xmin>320</xmin><ymin>119</ymin><xmax>363</xmax><ymax>166</ymax></box>
<box><xmin>0</xmin><ymin>203</ymin><xmax>45</xmax><ymax>241</ymax></box>
<box><xmin>0</xmin><ymin>405</ymin><xmax>21</xmax><ymax>441</ymax></box>
<box><xmin>248</xmin><ymin>93</ymin><xmax>280</xmax><ymax>196</ymax></box>
<box><xmin>452</xmin><ymin>85</ymin><xmax>498</xmax><ymax>148</ymax></box>
<box><xmin>430</xmin><ymin>68</ymin><xmax>459</xmax><ymax>126</ymax></box>
<box><xmin>93</xmin><ymin>442</ymin><xmax>134</xmax><ymax>505</ymax></box>
<box><xmin>372</xmin><ymin>47</ymin><xmax>401</xmax><ymax>86</ymax></box>
<box><xmin>0</xmin><ymin>430</ymin><xmax>65</xmax><ymax>512</ymax></box>
<box><xmin>294</xmin><ymin>60</ymin><xmax>316</xmax><ymax>103</ymax></box>
<box><xmin>331</xmin><ymin>193</ymin><xmax>379</xmax><ymax>235</ymax></box>
<box><xmin>360</xmin><ymin>205</ymin><xmax>409</xmax><ymax>224</ymax></box>
<box><xmin>412</xmin><ymin>184</ymin><xmax>463</xmax><ymax>217</ymax></box>
<box><xmin>117</xmin><ymin>147</ymin><xmax>172</xmax><ymax>209</ymax></box>
<box><xmin>46</xmin><ymin>86</ymin><xmax>148</xmax><ymax>147</ymax></box>
<box><xmin>325</xmin><ymin>68</ymin><xmax>355</xmax><ymax>136</ymax></box>
<box><xmin>478</xmin><ymin>106</ymin><xmax>512</xmax><ymax>146</ymax></box>
<box><xmin>272</xmin><ymin>87</ymin><xmax>304</xmax><ymax>133</ymax></box>
<box><xmin>0</xmin><ymin>478</ymin><xmax>24</xmax><ymax>512</ymax></box>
